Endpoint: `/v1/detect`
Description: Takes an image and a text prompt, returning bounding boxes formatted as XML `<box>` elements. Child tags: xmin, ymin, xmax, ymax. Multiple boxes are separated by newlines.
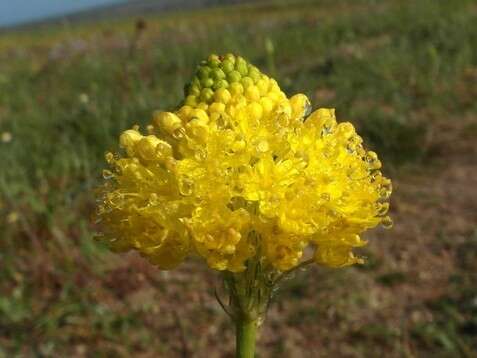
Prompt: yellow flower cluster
<box><xmin>96</xmin><ymin>54</ymin><xmax>392</xmax><ymax>273</ymax></box>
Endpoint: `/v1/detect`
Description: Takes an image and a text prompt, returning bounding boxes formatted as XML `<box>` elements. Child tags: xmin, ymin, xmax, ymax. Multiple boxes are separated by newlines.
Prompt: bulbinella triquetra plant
<box><xmin>95</xmin><ymin>54</ymin><xmax>392</xmax><ymax>357</ymax></box>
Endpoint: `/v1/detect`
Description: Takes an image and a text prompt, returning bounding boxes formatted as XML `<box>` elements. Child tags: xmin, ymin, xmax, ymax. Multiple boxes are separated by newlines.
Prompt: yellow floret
<box><xmin>153</xmin><ymin>111</ymin><xmax>182</xmax><ymax>135</ymax></box>
<box><xmin>215</xmin><ymin>88</ymin><xmax>232</xmax><ymax>104</ymax></box>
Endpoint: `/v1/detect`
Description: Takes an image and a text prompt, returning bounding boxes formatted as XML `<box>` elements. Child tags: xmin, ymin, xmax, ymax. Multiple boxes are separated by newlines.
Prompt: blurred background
<box><xmin>1</xmin><ymin>0</ymin><xmax>476</xmax><ymax>356</ymax></box>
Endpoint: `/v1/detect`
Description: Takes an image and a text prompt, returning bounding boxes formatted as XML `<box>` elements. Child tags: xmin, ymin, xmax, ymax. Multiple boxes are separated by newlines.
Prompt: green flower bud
<box><xmin>189</xmin><ymin>84</ymin><xmax>201</xmax><ymax>96</ymax></box>
<box><xmin>208</xmin><ymin>58</ymin><xmax>221</xmax><ymax>68</ymax></box>
<box><xmin>248</xmin><ymin>67</ymin><xmax>260</xmax><ymax>82</ymax></box>
<box><xmin>241</xmin><ymin>76</ymin><xmax>254</xmax><ymax>89</ymax></box>
<box><xmin>236</xmin><ymin>57</ymin><xmax>248</xmax><ymax>76</ymax></box>
<box><xmin>201</xmin><ymin>78</ymin><xmax>214</xmax><ymax>88</ymax></box>
<box><xmin>222</xmin><ymin>59</ymin><xmax>235</xmax><ymax>73</ymax></box>
<box><xmin>198</xmin><ymin>66</ymin><xmax>211</xmax><ymax>80</ymax></box>
<box><xmin>185</xmin><ymin>95</ymin><xmax>198</xmax><ymax>106</ymax></box>
<box><xmin>224</xmin><ymin>53</ymin><xmax>236</xmax><ymax>63</ymax></box>
<box><xmin>212</xmin><ymin>68</ymin><xmax>226</xmax><ymax>81</ymax></box>
<box><xmin>213</xmin><ymin>79</ymin><xmax>229</xmax><ymax>90</ymax></box>
<box><xmin>200</xmin><ymin>88</ymin><xmax>214</xmax><ymax>102</ymax></box>
<box><xmin>227</xmin><ymin>70</ymin><xmax>242</xmax><ymax>83</ymax></box>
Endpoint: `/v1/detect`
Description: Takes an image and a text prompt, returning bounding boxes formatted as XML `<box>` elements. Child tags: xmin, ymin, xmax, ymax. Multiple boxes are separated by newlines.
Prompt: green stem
<box><xmin>236</xmin><ymin>318</ymin><xmax>258</xmax><ymax>358</ymax></box>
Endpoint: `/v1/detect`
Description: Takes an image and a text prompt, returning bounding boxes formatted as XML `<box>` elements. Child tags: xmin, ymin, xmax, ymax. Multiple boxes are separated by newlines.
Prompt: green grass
<box><xmin>1</xmin><ymin>0</ymin><xmax>477</xmax><ymax>356</ymax></box>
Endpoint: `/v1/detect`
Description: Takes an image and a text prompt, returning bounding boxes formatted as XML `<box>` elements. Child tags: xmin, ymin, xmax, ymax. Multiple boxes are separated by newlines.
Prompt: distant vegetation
<box><xmin>1</xmin><ymin>0</ymin><xmax>254</xmax><ymax>30</ymax></box>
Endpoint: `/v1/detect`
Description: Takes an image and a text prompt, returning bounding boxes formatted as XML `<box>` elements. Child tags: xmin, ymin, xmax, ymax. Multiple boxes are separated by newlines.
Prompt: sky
<box><xmin>0</xmin><ymin>0</ymin><xmax>122</xmax><ymax>27</ymax></box>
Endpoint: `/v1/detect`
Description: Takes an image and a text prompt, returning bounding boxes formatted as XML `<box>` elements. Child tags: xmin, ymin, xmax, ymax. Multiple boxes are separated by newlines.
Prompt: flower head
<box><xmin>96</xmin><ymin>54</ymin><xmax>392</xmax><ymax>273</ymax></box>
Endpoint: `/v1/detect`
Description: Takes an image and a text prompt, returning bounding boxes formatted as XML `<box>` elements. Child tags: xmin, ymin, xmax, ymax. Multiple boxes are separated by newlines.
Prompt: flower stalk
<box><xmin>236</xmin><ymin>317</ymin><xmax>258</xmax><ymax>358</ymax></box>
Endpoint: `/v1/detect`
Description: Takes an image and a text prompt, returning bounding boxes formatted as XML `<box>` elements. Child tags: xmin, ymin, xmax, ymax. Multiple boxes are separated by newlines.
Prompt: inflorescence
<box><xmin>96</xmin><ymin>54</ymin><xmax>392</xmax><ymax>273</ymax></box>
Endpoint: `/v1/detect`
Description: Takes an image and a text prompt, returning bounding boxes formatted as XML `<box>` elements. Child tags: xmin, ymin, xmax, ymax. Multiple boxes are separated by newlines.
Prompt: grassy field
<box><xmin>1</xmin><ymin>0</ymin><xmax>477</xmax><ymax>356</ymax></box>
